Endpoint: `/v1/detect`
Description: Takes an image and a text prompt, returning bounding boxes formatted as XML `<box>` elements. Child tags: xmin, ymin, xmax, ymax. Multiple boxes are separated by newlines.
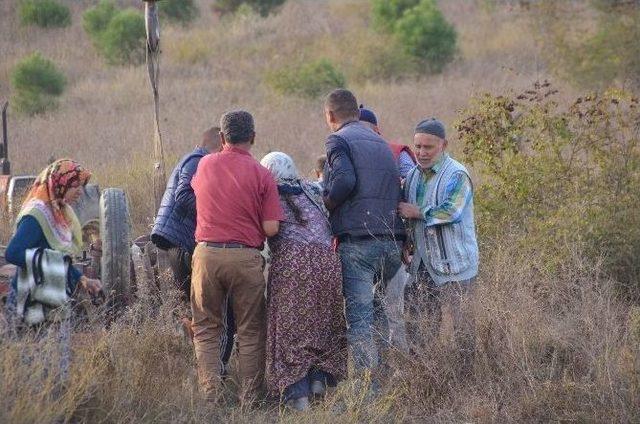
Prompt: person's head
<box><xmin>260</xmin><ymin>152</ymin><xmax>299</xmax><ymax>184</ymax></box>
<box><xmin>315</xmin><ymin>154</ymin><xmax>327</xmax><ymax>181</ymax></box>
<box><xmin>324</xmin><ymin>89</ymin><xmax>359</xmax><ymax>132</ymax></box>
<box><xmin>219</xmin><ymin>110</ymin><xmax>255</xmax><ymax>148</ymax></box>
<box><xmin>23</xmin><ymin>159</ymin><xmax>91</xmax><ymax>210</ymax></box>
<box><xmin>200</xmin><ymin>126</ymin><xmax>222</xmax><ymax>153</ymax></box>
<box><xmin>358</xmin><ymin>105</ymin><xmax>380</xmax><ymax>135</ymax></box>
<box><xmin>414</xmin><ymin>118</ymin><xmax>448</xmax><ymax>169</ymax></box>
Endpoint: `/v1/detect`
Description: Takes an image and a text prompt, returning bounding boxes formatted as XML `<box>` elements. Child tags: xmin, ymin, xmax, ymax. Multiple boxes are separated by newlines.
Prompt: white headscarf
<box><xmin>260</xmin><ymin>152</ymin><xmax>299</xmax><ymax>183</ymax></box>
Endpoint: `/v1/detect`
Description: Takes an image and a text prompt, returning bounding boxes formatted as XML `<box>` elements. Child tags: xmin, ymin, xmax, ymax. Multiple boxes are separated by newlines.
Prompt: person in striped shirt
<box><xmin>398</xmin><ymin>118</ymin><xmax>478</xmax><ymax>376</ymax></box>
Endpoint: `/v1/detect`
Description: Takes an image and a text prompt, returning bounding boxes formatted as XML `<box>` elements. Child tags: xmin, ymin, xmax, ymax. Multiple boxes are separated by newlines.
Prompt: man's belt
<box><xmin>200</xmin><ymin>241</ymin><xmax>254</xmax><ymax>249</ymax></box>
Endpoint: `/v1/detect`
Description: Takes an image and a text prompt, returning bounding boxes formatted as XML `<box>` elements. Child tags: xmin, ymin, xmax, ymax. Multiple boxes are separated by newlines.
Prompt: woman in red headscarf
<box><xmin>5</xmin><ymin>159</ymin><xmax>102</xmax><ymax>310</ymax></box>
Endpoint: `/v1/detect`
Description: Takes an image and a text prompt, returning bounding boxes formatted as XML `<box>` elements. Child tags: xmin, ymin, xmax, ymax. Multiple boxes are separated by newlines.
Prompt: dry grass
<box><xmin>1</xmin><ymin>242</ymin><xmax>638</xmax><ymax>422</ymax></box>
<box><xmin>1</xmin><ymin>0</ymin><xmax>638</xmax><ymax>422</ymax></box>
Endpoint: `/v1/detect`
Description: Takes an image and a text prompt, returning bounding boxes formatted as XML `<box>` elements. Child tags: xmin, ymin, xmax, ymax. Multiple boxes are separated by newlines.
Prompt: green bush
<box><xmin>370</xmin><ymin>0</ymin><xmax>419</xmax><ymax>33</ymax></box>
<box><xmin>83</xmin><ymin>0</ymin><xmax>117</xmax><ymax>37</ymax></box>
<box><xmin>457</xmin><ymin>83</ymin><xmax>640</xmax><ymax>297</ymax></box>
<box><xmin>19</xmin><ymin>0</ymin><xmax>71</xmax><ymax>28</ymax></box>
<box><xmin>394</xmin><ymin>0</ymin><xmax>457</xmax><ymax>73</ymax></box>
<box><xmin>99</xmin><ymin>10</ymin><xmax>146</xmax><ymax>65</ymax></box>
<box><xmin>158</xmin><ymin>0</ymin><xmax>199</xmax><ymax>25</ymax></box>
<box><xmin>213</xmin><ymin>0</ymin><xmax>286</xmax><ymax>17</ymax></box>
<box><xmin>266</xmin><ymin>58</ymin><xmax>346</xmax><ymax>99</ymax></box>
<box><xmin>83</xmin><ymin>1</ymin><xmax>145</xmax><ymax>66</ymax></box>
<box><xmin>10</xmin><ymin>52</ymin><xmax>66</xmax><ymax>115</ymax></box>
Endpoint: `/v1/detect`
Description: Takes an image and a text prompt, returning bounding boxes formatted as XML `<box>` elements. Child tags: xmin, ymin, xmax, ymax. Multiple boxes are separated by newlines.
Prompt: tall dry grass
<box><xmin>1</xmin><ymin>240</ymin><xmax>638</xmax><ymax>422</ymax></box>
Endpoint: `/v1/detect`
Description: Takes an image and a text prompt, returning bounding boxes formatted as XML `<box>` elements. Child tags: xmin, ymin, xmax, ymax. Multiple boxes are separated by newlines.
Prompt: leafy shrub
<box><xmin>99</xmin><ymin>10</ymin><xmax>146</xmax><ymax>65</ymax></box>
<box><xmin>158</xmin><ymin>0</ymin><xmax>198</xmax><ymax>25</ymax></box>
<box><xmin>10</xmin><ymin>52</ymin><xmax>66</xmax><ymax>115</ymax></box>
<box><xmin>82</xmin><ymin>0</ymin><xmax>116</xmax><ymax>37</ymax></box>
<box><xmin>266</xmin><ymin>58</ymin><xmax>346</xmax><ymax>99</ymax></box>
<box><xmin>19</xmin><ymin>0</ymin><xmax>71</xmax><ymax>28</ymax></box>
<box><xmin>370</xmin><ymin>0</ymin><xmax>419</xmax><ymax>33</ymax></box>
<box><xmin>83</xmin><ymin>1</ymin><xmax>145</xmax><ymax>66</ymax></box>
<box><xmin>213</xmin><ymin>0</ymin><xmax>286</xmax><ymax>17</ymax></box>
<box><xmin>394</xmin><ymin>0</ymin><xmax>457</xmax><ymax>73</ymax></box>
<box><xmin>457</xmin><ymin>83</ymin><xmax>640</xmax><ymax>297</ymax></box>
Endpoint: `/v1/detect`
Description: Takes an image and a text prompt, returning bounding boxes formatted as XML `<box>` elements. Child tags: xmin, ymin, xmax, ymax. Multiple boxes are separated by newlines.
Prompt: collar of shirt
<box><xmin>222</xmin><ymin>144</ymin><xmax>252</xmax><ymax>156</ymax></box>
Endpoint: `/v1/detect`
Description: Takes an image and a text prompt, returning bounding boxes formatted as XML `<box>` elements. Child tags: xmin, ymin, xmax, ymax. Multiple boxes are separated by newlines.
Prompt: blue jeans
<box><xmin>338</xmin><ymin>238</ymin><xmax>402</xmax><ymax>371</ymax></box>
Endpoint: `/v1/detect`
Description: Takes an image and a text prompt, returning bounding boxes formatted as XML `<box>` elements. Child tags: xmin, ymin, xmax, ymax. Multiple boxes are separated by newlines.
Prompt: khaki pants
<box><xmin>191</xmin><ymin>244</ymin><xmax>266</xmax><ymax>398</ymax></box>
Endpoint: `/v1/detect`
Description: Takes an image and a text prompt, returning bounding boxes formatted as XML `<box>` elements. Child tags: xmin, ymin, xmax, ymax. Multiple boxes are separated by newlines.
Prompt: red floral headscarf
<box><xmin>21</xmin><ymin>159</ymin><xmax>92</xmax><ymax>227</ymax></box>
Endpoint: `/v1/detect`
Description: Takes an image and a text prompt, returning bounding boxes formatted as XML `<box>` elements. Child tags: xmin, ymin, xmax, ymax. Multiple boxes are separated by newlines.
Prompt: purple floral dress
<box><xmin>265</xmin><ymin>183</ymin><xmax>347</xmax><ymax>396</ymax></box>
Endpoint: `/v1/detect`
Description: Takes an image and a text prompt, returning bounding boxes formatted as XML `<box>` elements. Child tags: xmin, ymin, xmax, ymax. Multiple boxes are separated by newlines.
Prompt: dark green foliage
<box><xmin>369</xmin><ymin>0</ymin><xmax>457</xmax><ymax>74</ymax></box>
<box><xmin>213</xmin><ymin>0</ymin><xmax>286</xmax><ymax>17</ymax></box>
<box><xmin>158</xmin><ymin>0</ymin><xmax>199</xmax><ymax>25</ymax></box>
<box><xmin>82</xmin><ymin>0</ymin><xmax>117</xmax><ymax>37</ymax></box>
<box><xmin>266</xmin><ymin>58</ymin><xmax>346</xmax><ymax>99</ymax></box>
<box><xmin>371</xmin><ymin>0</ymin><xmax>419</xmax><ymax>32</ymax></box>
<box><xmin>394</xmin><ymin>0</ymin><xmax>457</xmax><ymax>73</ymax></box>
<box><xmin>19</xmin><ymin>0</ymin><xmax>71</xmax><ymax>28</ymax></box>
<box><xmin>457</xmin><ymin>83</ymin><xmax>640</xmax><ymax>297</ymax></box>
<box><xmin>10</xmin><ymin>52</ymin><xmax>66</xmax><ymax>115</ymax></box>
<box><xmin>99</xmin><ymin>10</ymin><xmax>146</xmax><ymax>65</ymax></box>
<box><xmin>83</xmin><ymin>1</ymin><xmax>145</xmax><ymax>66</ymax></box>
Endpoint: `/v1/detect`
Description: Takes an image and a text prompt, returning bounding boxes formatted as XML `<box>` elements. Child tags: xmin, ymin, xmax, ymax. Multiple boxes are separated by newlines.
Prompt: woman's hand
<box><xmin>80</xmin><ymin>277</ymin><xmax>103</xmax><ymax>296</ymax></box>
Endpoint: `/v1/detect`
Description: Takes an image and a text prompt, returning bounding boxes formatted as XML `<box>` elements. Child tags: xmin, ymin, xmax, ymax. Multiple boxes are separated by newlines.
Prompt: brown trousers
<box><xmin>191</xmin><ymin>244</ymin><xmax>266</xmax><ymax>398</ymax></box>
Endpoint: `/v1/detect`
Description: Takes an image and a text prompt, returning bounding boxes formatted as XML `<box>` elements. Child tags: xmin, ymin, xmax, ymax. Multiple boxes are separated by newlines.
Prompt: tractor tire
<box><xmin>100</xmin><ymin>188</ymin><xmax>132</xmax><ymax>308</ymax></box>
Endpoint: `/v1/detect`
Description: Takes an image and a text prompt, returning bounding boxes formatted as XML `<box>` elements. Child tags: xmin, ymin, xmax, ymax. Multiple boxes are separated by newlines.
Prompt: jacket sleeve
<box><xmin>174</xmin><ymin>156</ymin><xmax>201</xmax><ymax>219</ymax></box>
<box><xmin>422</xmin><ymin>171</ymin><xmax>473</xmax><ymax>226</ymax></box>
<box><xmin>324</xmin><ymin>134</ymin><xmax>356</xmax><ymax>210</ymax></box>
<box><xmin>4</xmin><ymin>216</ymin><xmax>45</xmax><ymax>268</ymax></box>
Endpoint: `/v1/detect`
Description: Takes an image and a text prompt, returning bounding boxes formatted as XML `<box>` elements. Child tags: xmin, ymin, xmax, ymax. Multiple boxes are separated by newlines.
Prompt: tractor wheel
<box><xmin>100</xmin><ymin>188</ymin><xmax>132</xmax><ymax>309</ymax></box>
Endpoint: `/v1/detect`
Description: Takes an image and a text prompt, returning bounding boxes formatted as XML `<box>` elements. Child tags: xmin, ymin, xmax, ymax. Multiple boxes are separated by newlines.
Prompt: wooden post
<box><xmin>143</xmin><ymin>0</ymin><xmax>166</xmax><ymax>213</ymax></box>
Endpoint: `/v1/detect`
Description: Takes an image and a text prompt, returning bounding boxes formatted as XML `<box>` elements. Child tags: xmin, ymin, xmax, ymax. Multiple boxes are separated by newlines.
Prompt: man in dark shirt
<box><xmin>191</xmin><ymin>110</ymin><xmax>284</xmax><ymax>400</ymax></box>
<box><xmin>322</xmin><ymin>89</ymin><xmax>405</xmax><ymax>375</ymax></box>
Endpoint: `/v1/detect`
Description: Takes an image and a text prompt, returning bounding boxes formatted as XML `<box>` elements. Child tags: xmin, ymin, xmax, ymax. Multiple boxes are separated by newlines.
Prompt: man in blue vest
<box><xmin>398</xmin><ymin>118</ymin><xmax>478</xmax><ymax>373</ymax></box>
<box><xmin>151</xmin><ymin>127</ymin><xmax>235</xmax><ymax>377</ymax></box>
<box><xmin>322</xmin><ymin>89</ymin><xmax>405</xmax><ymax>376</ymax></box>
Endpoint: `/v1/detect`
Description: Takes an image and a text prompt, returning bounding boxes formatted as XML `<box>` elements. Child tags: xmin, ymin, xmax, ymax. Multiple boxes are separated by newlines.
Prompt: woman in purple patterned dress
<box><xmin>260</xmin><ymin>152</ymin><xmax>346</xmax><ymax>411</ymax></box>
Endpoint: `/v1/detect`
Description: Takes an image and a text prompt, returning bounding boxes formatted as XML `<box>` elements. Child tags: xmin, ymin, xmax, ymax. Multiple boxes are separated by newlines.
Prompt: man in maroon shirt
<box><xmin>191</xmin><ymin>110</ymin><xmax>284</xmax><ymax>401</ymax></box>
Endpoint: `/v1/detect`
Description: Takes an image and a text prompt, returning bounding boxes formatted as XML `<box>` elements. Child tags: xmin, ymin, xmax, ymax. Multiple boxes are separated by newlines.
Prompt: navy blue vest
<box><xmin>327</xmin><ymin>122</ymin><xmax>405</xmax><ymax>239</ymax></box>
<box><xmin>151</xmin><ymin>147</ymin><xmax>207</xmax><ymax>253</ymax></box>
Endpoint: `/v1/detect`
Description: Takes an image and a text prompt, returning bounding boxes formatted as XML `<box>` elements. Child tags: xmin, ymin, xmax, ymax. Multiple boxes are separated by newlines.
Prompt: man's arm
<box><xmin>174</xmin><ymin>156</ymin><xmax>201</xmax><ymax>219</ymax></box>
<box><xmin>398</xmin><ymin>171</ymin><xmax>472</xmax><ymax>226</ymax></box>
<box><xmin>262</xmin><ymin>220</ymin><xmax>280</xmax><ymax>237</ymax></box>
<box><xmin>260</xmin><ymin>171</ymin><xmax>285</xmax><ymax>238</ymax></box>
<box><xmin>323</xmin><ymin>135</ymin><xmax>356</xmax><ymax>210</ymax></box>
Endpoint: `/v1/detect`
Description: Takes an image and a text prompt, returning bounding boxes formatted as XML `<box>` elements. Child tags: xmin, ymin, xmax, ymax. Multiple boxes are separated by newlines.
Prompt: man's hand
<box><xmin>398</xmin><ymin>202</ymin><xmax>422</xmax><ymax>220</ymax></box>
<box><xmin>81</xmin><ymin>277</ymin><xmax>103</xmax><ymax>296</ymax></box>
<box><xmin>402</xmin><ymin>243</ymin><xmax>414</xmax><ymax>265</ymax></box>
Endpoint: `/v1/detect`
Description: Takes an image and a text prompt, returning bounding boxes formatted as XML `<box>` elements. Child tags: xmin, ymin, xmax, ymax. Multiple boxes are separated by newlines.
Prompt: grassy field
<box><xmin>1</xmin><ymin>0</ymin><xmax>639</xmax><ymax>422</ymax></box>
